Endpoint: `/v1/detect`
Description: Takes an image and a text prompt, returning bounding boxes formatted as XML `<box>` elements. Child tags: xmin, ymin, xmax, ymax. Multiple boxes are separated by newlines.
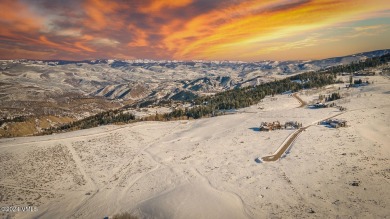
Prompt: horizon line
<box><xmin>1</xmin><ymin>48</ymin><xmax>389</xmax><ymax>63</ymax></box>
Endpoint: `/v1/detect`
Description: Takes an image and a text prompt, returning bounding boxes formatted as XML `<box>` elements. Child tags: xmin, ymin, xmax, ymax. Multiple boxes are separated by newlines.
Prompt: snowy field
<box><xmin>0</xmin><ymin>76</ymin><xmax>389</xmax><ymax>219</ymax></box>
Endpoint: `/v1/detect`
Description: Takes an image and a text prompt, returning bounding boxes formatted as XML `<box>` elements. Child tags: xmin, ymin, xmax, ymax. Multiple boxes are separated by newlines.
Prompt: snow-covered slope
<box><xmin>0</xmin><ymin>49</ymin><xmax>388</xmax><ymax>108</ymax></box>
<box><xmin>1</xmin><ymin>74</ymin><xmax>389</xmax><ymax>219</ymax></box>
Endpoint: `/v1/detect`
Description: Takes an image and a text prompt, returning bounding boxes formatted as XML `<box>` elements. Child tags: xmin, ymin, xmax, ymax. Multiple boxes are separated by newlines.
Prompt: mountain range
<box><xmin>0</xmin><ymin>49</ymin><xmax>389</xmax><ymax>119</ymax></box>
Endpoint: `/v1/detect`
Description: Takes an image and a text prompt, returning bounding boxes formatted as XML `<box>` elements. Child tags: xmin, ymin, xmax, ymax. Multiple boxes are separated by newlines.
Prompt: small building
<box><xmin>321</xmin><ymin>119</ymin><xmax>347</xmax><ymax>128</ymax></box>
<box><xmin>330</xmin><ymin>122</ymin><xmax>340</xmax><ymax>128</ymax></box>
<box><xmin>259</xmin><ymin>121</ymin><xmax>281</xmax><ymax>131</ymax></box>
<box><xmin>354</xmin><ymin>72</ymin><xmax>375</xmax><ymax>76</ymax></box>
<box><xmin>351</xmin><ymin>82</ymin><xmax>368</xmax><ymax>87</ymax></box>
<box><xmin>285</xmin><ymin>121</ymin><xmax>302</xmax><ymax>129</ymax></box>
<box><xmin>259</xmin><ymin>126</ymin><xmax>271</xmax><ymax>132</ymax></box>
<box><xmin>311</xmin><ymin>102</ymin><xmax>327</xmax><ymax>108</ymax></box>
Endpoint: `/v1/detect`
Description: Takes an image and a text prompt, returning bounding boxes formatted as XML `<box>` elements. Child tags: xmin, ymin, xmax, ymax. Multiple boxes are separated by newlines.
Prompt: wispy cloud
<box><xmin>0</xmin><ymin>0</ymin><xmax>389</xmax><ymax>60</ymax></box>
<box><xmin>91</xmin><ymin>38</ymin><xmax>120</xmax><ymax>47</ymax></box>
<box><xmin>354</xmin><ymin>25</ymin><xmax>383</xmax><ymax>31</ymax></box>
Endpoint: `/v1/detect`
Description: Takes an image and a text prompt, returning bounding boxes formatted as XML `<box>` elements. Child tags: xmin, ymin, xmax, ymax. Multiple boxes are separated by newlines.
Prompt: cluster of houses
<box><xmin>354</xmin><ymin>71</ymin><xmax>375</xmax><ymax>76</ymax></box>
<box><xmin>346</xmin><ymin>82</ymin><xmax>369</xmax><ymax>88</ymax></box>
<box><xmin>310</xmin><ymin>102</ymin><xmax>341</xmax><ymax>109</ymax></box>
<box><xmin>259</xmin><ymin>121</ymin><xmax>303</xmax><ymax>131</ymax></box>
<box><xmin>319</xmin><ymin>119</ymin><xmax>347</xmax><ymax>128</ymax></box>
<box><xmin>311</xmin><ymin>102</ymin><xmax>328</xmax><ymax>108</ymax></box>
<box><xmin>341</xmin><ymin>71</ymin><xmax>375</xmax><ymax>76</ymax></box>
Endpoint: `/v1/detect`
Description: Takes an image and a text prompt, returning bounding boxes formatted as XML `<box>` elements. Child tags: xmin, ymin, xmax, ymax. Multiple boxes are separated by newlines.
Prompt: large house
<box><xmin>259</xmin><ymin>121</ymin><xmax>301</xmax><ymax>131</ymax></box>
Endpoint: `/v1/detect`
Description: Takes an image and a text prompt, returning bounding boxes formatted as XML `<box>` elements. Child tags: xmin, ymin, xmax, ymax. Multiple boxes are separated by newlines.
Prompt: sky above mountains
<box><xmin>0</xmin><ymin>0</ymin><xmax>389</xmax><ymax>61</ymax></box>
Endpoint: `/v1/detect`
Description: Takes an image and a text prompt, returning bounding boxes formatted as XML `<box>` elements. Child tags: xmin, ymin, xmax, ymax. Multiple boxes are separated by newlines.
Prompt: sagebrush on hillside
<box><xmin>112</xmin><ymin>212</ymin><xmax>139</xmax><ymax>219</ymax></box>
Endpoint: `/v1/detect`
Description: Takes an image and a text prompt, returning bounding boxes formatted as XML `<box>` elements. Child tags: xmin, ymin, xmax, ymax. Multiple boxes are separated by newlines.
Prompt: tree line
<box><xmin>0</xmin><ymin>116</ymin><xmax>28</xmax><ymax>126</ymax></box>
<box><xmin>41</xmin><ymin>110</ymin><xmax>135</xmax><ymax>134</ymax></box>
<box><xmin>41</xmin><ymin>53</ymin><xmax>390</xmax><ymax>133</ymax></box>
<box><xmin>324</xmin><ymin>53</ymin><xmax>390</xmax><ymax>74</ymax></box>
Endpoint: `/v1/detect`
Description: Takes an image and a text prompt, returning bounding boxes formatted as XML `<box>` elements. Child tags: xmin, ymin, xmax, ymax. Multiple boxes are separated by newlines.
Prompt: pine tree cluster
<box><xmin>39</xmin><ymin>53</ymin><xmax>390</xmax><ymax>133</ymax></box>
<box><xmin>42</xmin><ymin>110</ymin><xmax>135</xmax><ymax>134</ymax></box>
<box><xmin>325</xmin><ymin>92</ymin><xmax>341</xmax><ymax>102</ymax></box>
<box><xmin>324</xmin><ymin>53</ymin><xmax>390</xmax><ymax>74</ymax></box>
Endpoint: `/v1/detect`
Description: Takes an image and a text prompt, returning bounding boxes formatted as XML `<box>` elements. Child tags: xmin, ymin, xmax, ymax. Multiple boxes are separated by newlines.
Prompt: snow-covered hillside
<box><xmin>1</xmin><ymin>74</ymin><xmax>389</xmax><ymax>219</ymax></box>
<box><xmin>0</xmin><ymin>50</ymin><xmax>387</xmax><ymax>102</ymax></box>
<box><xmin>0</xmin><ymin>49</ymin><xmax>388</xmax><ymax>118</ymax></box>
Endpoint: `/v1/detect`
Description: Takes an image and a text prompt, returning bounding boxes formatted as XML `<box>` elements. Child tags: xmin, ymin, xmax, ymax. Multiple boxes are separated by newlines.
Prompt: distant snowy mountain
<box><xmin>1</xmin><ymin>49</ymin><xmax>388</xmax><ymax>106</ymax></box>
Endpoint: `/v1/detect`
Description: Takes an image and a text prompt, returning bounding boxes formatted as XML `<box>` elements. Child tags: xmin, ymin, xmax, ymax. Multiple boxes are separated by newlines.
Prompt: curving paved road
<box><xmin>261</xmin><ymin>127</ymin><xmax>308</xmax><ymax>162</ymax></box>
<box><xmin>260</xmin><ymin>112</ymin><xmax>345</xmax><ymax>162</ymax></box>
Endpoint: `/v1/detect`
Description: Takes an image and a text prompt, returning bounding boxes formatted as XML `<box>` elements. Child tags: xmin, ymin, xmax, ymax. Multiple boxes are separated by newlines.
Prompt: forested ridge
<box><xmin>169</xmin><ymin>53</ymin><xmax>390</xmax><ymax>119</ymax></box>
<box><xmin>41</xmin><ymin>109</ymin><xmax>135</xmax><ymax>134</ymax></box>
<box><xmin>42</xmin><ymin>53</ymin><xmax>390</xmax><ymax>133</ymax></box>
<box><xmin>322</xmin><ymin>53</ymin><xmax>390</xmax><ymax>74</ymax></box>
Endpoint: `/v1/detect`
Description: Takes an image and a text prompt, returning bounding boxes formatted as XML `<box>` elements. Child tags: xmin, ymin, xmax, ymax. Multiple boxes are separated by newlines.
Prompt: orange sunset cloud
<box><xmin>0</xmin><ymin>0</ymin><xmax>389</xmax><ymax>60</ymax></box>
